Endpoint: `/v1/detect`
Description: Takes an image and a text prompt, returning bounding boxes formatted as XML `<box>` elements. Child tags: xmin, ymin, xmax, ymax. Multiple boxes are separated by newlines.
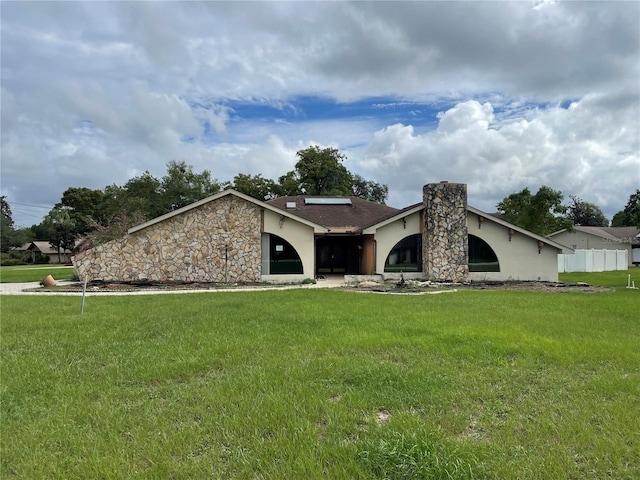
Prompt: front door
<box><xmin>316</xmin><ymin>236</ymin><xmax>361</xmax><ymax>275</ymax></box>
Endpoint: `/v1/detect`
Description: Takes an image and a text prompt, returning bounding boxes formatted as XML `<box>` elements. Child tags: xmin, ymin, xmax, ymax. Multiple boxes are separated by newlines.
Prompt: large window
<box><xmin>265</xmin><ymin>234</ymin><xmax>303</xmax><ymax>274</ymax></box>
<box><xmin>385</xmin><ymin>234</ymin><xmax>422</xmax><ymax>272</ymax></box>
<box><xmin>468</xmin><ymin>235</ymin><xmax>500</xmax><ymax>272</ymax></box>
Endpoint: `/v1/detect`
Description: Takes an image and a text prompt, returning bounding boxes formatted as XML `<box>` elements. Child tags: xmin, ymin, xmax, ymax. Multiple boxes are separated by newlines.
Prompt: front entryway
<box><xmin>316</xmin><ymin>236</ymin><xmax>362</xmax><ymax>275</ymax></box>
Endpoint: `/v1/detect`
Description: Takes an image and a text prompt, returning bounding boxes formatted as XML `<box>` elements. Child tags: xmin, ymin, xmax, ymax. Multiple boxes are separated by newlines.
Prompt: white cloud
<box><xmin>359</xmin><ymin>96</ymin><xmax>639</xmax><ymax>219</ymax></box>
<box><xmin>1</xmin><ymin>1</ymin><xmax>638</xmax><ymax>227</ymax></box>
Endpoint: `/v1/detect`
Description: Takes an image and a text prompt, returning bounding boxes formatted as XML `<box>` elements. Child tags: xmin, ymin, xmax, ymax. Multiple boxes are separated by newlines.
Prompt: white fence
<box><xmin>558</xmin><ymin>249</ymin><xmax>628</xmax><ymax>273</ymax></box>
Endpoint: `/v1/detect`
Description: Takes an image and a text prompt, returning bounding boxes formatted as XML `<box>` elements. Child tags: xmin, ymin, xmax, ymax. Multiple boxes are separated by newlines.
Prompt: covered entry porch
<box><xmin>315</xmin><ymin>234</ymin><xmax>375</xmax><ymax>276</ymax></box>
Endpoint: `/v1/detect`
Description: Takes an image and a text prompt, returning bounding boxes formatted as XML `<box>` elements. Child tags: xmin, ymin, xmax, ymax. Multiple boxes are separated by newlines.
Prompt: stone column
<box><xmin>423</xmin><ymin>182</ymin><xmax>469</xmax><ymax>282</ymax></box>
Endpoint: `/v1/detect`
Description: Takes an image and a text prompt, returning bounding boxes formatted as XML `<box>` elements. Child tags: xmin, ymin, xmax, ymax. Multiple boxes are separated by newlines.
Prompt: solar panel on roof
<box><xmin>304</xmin><ymin>198</ymin><xmax>352</xmax><ymax>205</ymax></box>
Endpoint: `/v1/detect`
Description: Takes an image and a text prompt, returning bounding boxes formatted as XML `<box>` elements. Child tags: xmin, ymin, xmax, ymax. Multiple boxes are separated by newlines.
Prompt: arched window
<box><xmin>384</xmin><ymin>234</ymin><xmax>422</xmax><ymax>272</ymax></box>
<box><xmin>468</xmin><ymin>235</ymin><xmax>500</xmax><ymax>272</ymax></box>
<box><xmin>265</xmin><ymin>234</ymin><xmax>303</xmax><ymax>274</ymax></box>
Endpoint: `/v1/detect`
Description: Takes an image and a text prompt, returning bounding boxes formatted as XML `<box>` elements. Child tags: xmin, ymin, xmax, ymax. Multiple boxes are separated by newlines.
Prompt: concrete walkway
<box><xmin>0</xmin><ymin>277</ymin><xmax>347</xmax><ymax>296</ymax></box>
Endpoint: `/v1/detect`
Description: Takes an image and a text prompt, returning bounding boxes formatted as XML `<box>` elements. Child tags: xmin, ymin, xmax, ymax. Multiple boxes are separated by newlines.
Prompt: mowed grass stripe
<box><xmin>0</xmin><ymin>265</ymin><xmax>75</xmax><ymax>283</ymax></box>
<box><xmin>2</xmin><ymin>287</ymin><xmax>639</xmax><ymax>479</ymax></box>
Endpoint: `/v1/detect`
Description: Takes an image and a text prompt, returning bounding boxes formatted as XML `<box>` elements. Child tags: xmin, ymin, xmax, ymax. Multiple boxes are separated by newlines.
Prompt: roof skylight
<box><xmin>304</xmin><ymin>198</ymin><xmax>352</xmax><ymax>205</ymax></box>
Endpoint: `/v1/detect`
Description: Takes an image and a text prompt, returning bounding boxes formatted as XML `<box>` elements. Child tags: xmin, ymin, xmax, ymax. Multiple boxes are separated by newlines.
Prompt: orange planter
<box><xmin>43</xmin><ymin>275</ymin><xmax>57</xmax><ymax>287</ymax></box>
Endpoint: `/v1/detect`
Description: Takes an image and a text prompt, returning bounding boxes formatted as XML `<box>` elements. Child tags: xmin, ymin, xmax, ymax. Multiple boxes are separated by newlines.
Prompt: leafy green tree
<box><xmin>228</xmin><ymin>173</ymin><xmax>278</xmax><ymax>201</ymax></box>
<box><xmin>159</xmin><ymin>160</ymin><xmax>221</xmax><ymax>212</ymax></box>
<box><xmin>611</xmin><ymin>190</ymin><xmax>640</xmax><ymax>227</ymax></box>
<box><xmin>352</xmin><ymin>174</ymin><xmax>389</xmax><ymax>204</ymax></box>
<box><xmin>122</xmin><ymin>172</ymin><xmax>163</xmax><ymax>218</ymax></box>
<box><xmin>497</xmin><ymin>186</ymin><xmax>573</xmax><ymax>236</ymax></box>
<box><xmin>276</xmin><ymin>171</ymin><xmax>303</xmax><ymax>197</ymax></box>
<box><xmin>43</xmin><ymin>207</ymin><xmax>77</xmax><ymax>262</ymax></box>
<box><xmin>567</xmin><ymin>195</ymin><xmax>608</xmax><ymax>227</ymax></box>
<box><xmin>101</xmin><ymin>163</ymin><xmax>219</xmax><ymax>221</ymax></box>
<box><xmin>55</xmin><ymin>187</ymin><xmax>107</xmax><ymax>235</ymax></box>
<box><xmin>0</xmin><ymin>197</ymin><xmax>27</xmax><ymax>252</ymax></box>
<box><xmin>276</xmin><ymin>145</ymin><xmax>388</xmax><ymax>203</ymax></box>
<box><xmin>29</xmin><ymin>221</ymin><xmax>51</xmax><ymax>241</ymax></box>
<box><xmin>291</xmin><ymin>145</ymin><xmax>353</xmax><ymax>196</ymax></box>
<box><xmin>101</xmin><ymin>172</ymin><xmax>163</xmax><ymax>221</ymax></box>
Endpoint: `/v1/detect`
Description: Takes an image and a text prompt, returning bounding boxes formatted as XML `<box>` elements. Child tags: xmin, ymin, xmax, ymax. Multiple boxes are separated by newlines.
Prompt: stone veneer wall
<box><xmin>423</xmin><ymin>182</ymin><xmax>469</xmax><ymax>282</ymax></box>
<box><xmin>73</xmin><ymin>195</ymin><xmax>262</xmax><ymax>283</ymax></box>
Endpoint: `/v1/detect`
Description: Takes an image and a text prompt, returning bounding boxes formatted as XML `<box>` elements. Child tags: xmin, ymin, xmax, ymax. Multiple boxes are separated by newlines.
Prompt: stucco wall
<box><xmin>262</xmin><ymin>209</ymin><xmax>316</xmax><ymax>278</ymax></box>
<box><xmin>373</xmin><ymin>212</ymin><xmax>421</xmax><ymax>274</ymax></box>
<box><xmin>467</xmin><ymin>211</ymin><xmax>560</xmax><ymax>282</ymax></box>
<box><xmin>73</xmin><ymin>195</ymin><xmax>262</xmax><ymax>283</ymax></box>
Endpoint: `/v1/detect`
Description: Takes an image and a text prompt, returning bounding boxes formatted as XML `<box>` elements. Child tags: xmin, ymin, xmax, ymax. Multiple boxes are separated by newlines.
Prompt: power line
<box><xmin>6</xmin><ymin>201</ymin><xmax>53</xmax><ymax>211</ymax></box>
<box><xmin>11</xmin><ymin>208</ymin><xmax>47</xmax><ymax>219</ymax></box>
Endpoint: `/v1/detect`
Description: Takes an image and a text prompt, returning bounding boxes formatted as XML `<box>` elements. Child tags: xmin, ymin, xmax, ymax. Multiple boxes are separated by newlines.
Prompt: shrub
<box><xmin>0</xmin><ymin>252</ymin><xmax>27</xmax><ymax>266</ymax></box>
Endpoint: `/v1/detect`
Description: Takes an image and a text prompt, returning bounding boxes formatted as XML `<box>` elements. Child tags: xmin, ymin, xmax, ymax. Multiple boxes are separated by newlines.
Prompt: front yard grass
<box><xmin>560</xmin><ymin>267</ymin><xmax>640</xmax><ymax>289</ymax></box>
<box><xmin>0</xmin><ymin>265</ymin><xmax>75</xmax><ymax>283</ymax></box>
<box><xmin>2</xmin><ymin>285</ymin><xmax>638</xmax><ymax>478</ymax></box>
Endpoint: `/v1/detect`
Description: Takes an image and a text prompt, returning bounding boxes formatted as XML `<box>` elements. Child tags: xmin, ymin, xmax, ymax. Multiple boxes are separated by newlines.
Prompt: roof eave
<box><xmin>362</xmin><ymin>204</ymin><xmax>424</xmax><ymax>234</ymax></box>
<box><xmin>128</xmin><ymin>189</ymin><xmax>328</xmax><ymax>234</ymax></box>
<box><xmin>467</xmin><ymin>206</ymin><xmax>573</xmax><ymax>253</ymax></box>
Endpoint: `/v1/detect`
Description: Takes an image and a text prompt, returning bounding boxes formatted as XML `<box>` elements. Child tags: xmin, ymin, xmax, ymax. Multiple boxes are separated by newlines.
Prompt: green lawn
<box><xmin>2</xmin><ymin>277</ymin><xmax>639</xmax><ymax>478</ymax></box>
<box><xmin>560</xmin><ymin>267</ymin><xmax>640</xmax><ymax>289</ymax></box>
<box><xmin>0</xmin><ymin>265</ymin><xmax>76</xmax><ymax>283</ymax></box>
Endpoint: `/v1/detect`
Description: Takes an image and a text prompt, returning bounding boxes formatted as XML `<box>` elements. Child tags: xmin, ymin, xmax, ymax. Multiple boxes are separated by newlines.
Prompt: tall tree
<box><xmin>566</xmin><ymin>195</ymin><xmax>608</xmax><ymax>227</ymax></box>
<box><xmin>101</xmin><ymin>163</ymin><xmax>220</xmax><ymax>221</ymax></box>
<box><xmin>102</xmin><ymin>172</ymin><xmax>163</xmax><ymax>221</ymax></box>
<box><xmin>1</xmin><ymin>197</ymin><xmax>26</xmax><ymax>252</ymax></box>
<box><xmin>278</xmin><ymin>145</ymin><xmax>388</xmax><ymax>203</ymax></box>
<box><xmin>228</xmin><ymin>173</ymin><xmax>278</xmax><ymax>201</ymax></box>
<box><xmin>43</xmin><ymin>207</ymin><xmax>77</xmax><ymax>262</ymax></box>
<box><xmin>291</xmin><ymin>145</ymin><xmax>353</xmax><ymax>196</ymax></box>
<box><xmin>55</xmin><ymin>187</ymin><xmax>107</xmax><ymax>235</ymax></box>
<box><xmin>159</xmin><ymin>160</ymin><xmax>221</xmax><ymax>212</ymax></box>
<box><xmin>611</xmin><ymin>190</ymin><xmax>640</xmax><ymax>227</ymax></box>
<box><xmin>352</xmin><ymin>174</ymin><xmax>389</xmax><ymax>204</ymax></box>
<box><xmin>497</xmin><ymin>186</ymin><xmax>572</xmax><ymax>236</ymax></box>
<box><xmin>276</xmin><ymin>171</ymin><xmax>303</xmax><ymax>197</ymax></box>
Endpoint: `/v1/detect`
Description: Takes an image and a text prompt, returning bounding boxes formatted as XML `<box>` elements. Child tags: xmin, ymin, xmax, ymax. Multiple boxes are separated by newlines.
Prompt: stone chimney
<box><xmin>423</xmin><ymin>182</ymin><xmax>469</xmax><ymax>282</ymax></box>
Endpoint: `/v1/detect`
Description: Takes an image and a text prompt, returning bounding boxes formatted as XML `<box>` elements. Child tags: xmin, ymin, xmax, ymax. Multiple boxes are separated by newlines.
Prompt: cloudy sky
<box><xmin>2</xmin><ymin>1</ymin><xmax>639</xmax><ymax>228</ymax></box>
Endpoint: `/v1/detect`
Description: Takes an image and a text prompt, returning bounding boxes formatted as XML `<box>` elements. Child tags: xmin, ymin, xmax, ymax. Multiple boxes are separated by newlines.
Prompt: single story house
<box><xmin>73</xmin><ymin>182</ymin><xmax>572</xmax><ymax>284</ymax></box>
<box><xmin>548</xmin><ymin>226</ymin><xmax>640</xmax><ymax>266</ymax></box>
<box><xmin>14</xmin><ymin>241</ymin><xmax>73</xmax><ymax>264</ymax></box>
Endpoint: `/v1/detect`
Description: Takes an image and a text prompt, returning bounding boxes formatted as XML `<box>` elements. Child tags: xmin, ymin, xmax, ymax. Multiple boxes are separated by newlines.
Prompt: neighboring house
<box><xmin>73</xmin><ymin>182</ymin><xmax>571</xmax><ymax>284</ymax></box>
<box><xmin>548</xmin><ymin>226</ymin><xmax>640</xmax><ymax>266</ymax></box>
<box><xmin>14</xmin><ymin>241</ymin><xmax>73</xmax><ymax>264</ymax></box>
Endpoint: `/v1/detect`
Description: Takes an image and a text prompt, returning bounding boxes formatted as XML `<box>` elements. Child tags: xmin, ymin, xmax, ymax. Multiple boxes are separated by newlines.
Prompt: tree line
<box><xmin>1</xmin><ymin>145</ymin><xmax>639</xmax><ymax>260</ymax></box>
<box><xmin>1</xmin><ymin>146</ymin><xmax>389</xmax><ymax>257</ymax></box>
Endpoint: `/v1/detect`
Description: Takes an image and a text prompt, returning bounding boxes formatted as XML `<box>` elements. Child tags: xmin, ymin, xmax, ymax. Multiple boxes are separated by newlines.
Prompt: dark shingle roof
<box><xmin>266</xmin><ymin>196</ymin><xmax>399</xmax><ymax>233</ymax></box>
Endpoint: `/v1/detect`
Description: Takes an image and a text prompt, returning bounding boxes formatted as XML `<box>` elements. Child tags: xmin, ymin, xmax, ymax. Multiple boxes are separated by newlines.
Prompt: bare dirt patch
<box><xmin>35</xmin><ymin>280</ymin><xmax>278</xmax><ymax>293</ymax></box>
<box><xmin>344</xmin><ymin>280</ymin><xmax>610</xmax><ymax>294</ymax></box>
<box><xmin>33</xmin><ymin>279</ymin><xmax>609</xmax><ymax>294</ymax></box>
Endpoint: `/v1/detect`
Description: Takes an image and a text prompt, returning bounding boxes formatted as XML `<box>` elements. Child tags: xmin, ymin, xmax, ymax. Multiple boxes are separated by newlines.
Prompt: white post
<box><xmin>81</xmin><ymin>279</ymin><xmax>87</xmax><ymax>314</ymax></box>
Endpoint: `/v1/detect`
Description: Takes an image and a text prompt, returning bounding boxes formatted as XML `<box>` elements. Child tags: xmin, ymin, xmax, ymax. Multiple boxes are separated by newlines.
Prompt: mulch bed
<box><xmin>37</xmin><ymin>280</ymin><xmax>276</xmax><ymax>293</ymax></box>
<box><xmin>36</xmin><ymin>279</ymin><xmax>610</xmax><ymax>294</ymax></box>
<box><xmin>346</xmin><ymin>280</ymin><xmax>610</xmax><ymax>294</ymax></box>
